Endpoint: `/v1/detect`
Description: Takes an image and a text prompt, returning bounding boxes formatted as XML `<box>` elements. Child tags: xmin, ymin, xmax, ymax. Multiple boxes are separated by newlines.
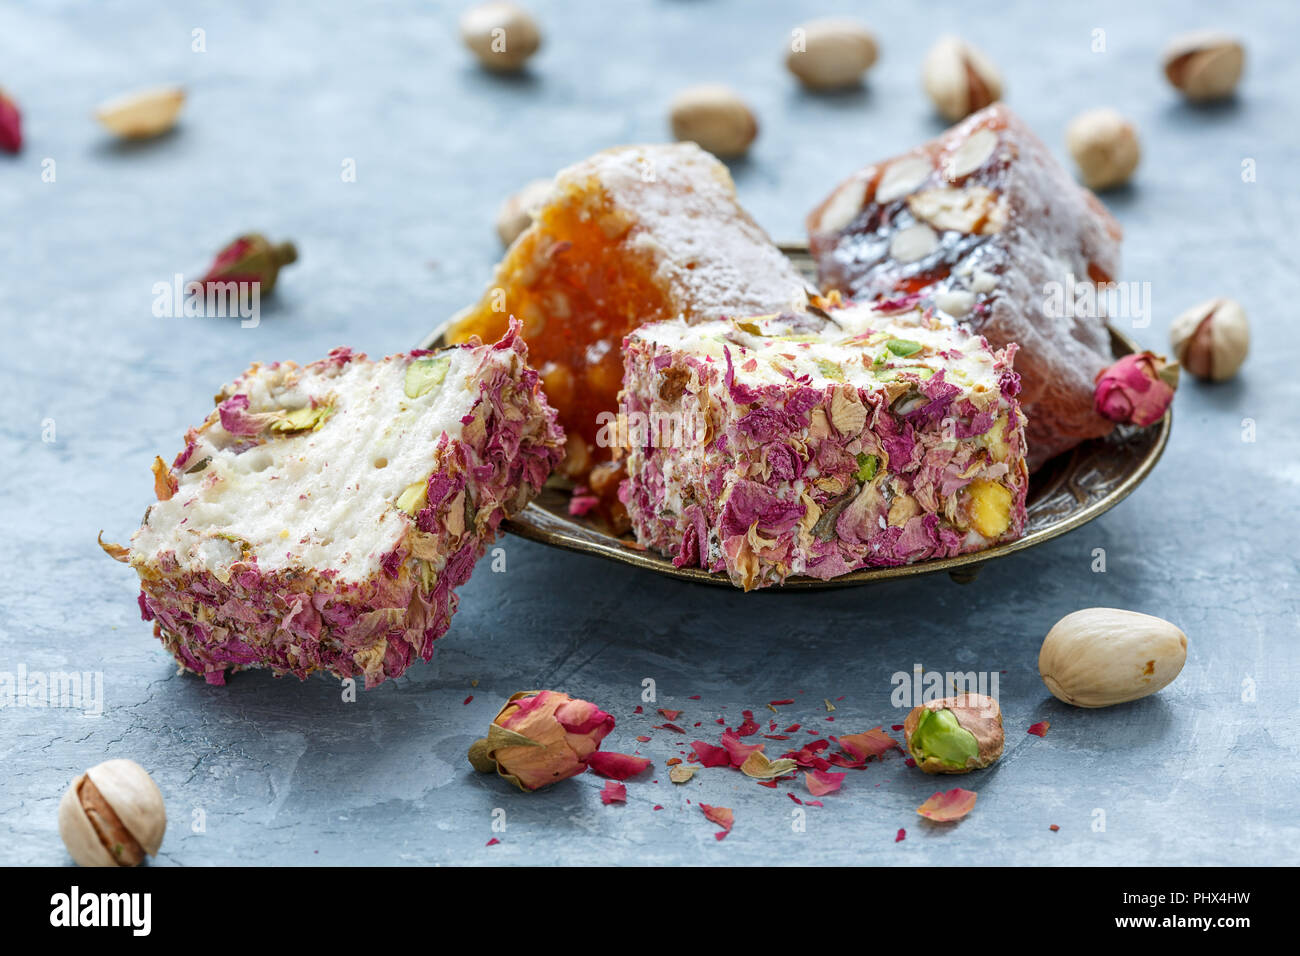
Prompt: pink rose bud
<box><xmin>0</xmin><ymin>89</ymin><xmax>22</xmax><ymax>154</ymax></box>
<box><xmin>201</xmin><ymin>233</ymin><xmax>298</xmax><ymax>296</ymax></box>
<box><xmin>1093</xmin><ymin>351</ymin><xmax>1178</xmax><ymax>427</ymax></box>
<box><xmin>468</xmin><ymin>690</ymin><xmax>614</xmax><ymax>791</ymax></box>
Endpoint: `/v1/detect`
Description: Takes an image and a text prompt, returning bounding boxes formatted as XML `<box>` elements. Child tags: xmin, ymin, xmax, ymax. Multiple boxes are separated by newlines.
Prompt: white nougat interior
<box><xmin>632</xmin><ymin>303</ymin><xmax>1000</xmax><ymax>392</ymax></box>
<box><xmin>132</xmin><ymin>348</ymin><xmax>480</xmax><ymax>581</ymax></box>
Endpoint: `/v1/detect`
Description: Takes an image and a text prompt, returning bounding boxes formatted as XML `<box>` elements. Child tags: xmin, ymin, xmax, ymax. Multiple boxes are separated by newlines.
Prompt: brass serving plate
<box><xmin>420</xmin><ymin>244</ymin><xmax>1170</xmax><ymax>587</ymax></box>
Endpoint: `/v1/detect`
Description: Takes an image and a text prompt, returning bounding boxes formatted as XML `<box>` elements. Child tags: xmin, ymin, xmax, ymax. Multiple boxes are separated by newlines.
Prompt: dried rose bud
<box><xmin>903</xmin><ymin>693</ymin><xmax>1004</xmax><ymax>774</ymax></box>
<box><xmin>201</xmin><ymin>233</ymin><xmax>298</xmax><ymax>296</ymax></box>
<box><xmin>468</xmin><ymin>690</ymin><xmax>614</xmax><ymax>791</ymax></box>
<box><xmin>1093</xmin><ymin>351</ymin><xmax>1178</xmax><ymax>427</ymax></box>
<box><xmin>0</xmin><ymin>88</ymin><xmax>22</xmax><ymax>154</ymax></box>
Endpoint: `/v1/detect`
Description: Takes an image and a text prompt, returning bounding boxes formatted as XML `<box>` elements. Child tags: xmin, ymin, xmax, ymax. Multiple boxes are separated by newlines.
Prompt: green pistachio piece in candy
<box><xmin>910</xmin><ymin>707</ymin><xmax>980</xmax><ymax>770</ymax></box>
<box><xmin>395</xmin><ymin>479</ymin><xmax>429</xmax><ymax>516</ymax></box>
<box><xmin>734</xmin><ymin>319</ymin><xmax>764</xmax><ymax>335</ymax></box>
<box><xmin>268</xmin><ymin>403</ymin><xmax>333</xmax><ymax>434</ymax></box>
<box><xmin>814</xmin><ymin>358</ymin><xmax>846</xmax><ymax>381</ymax></box>
<box><xmin>404</xmin><ymin>356</ymin><xmax>452</xmax><ymax>399</ymax></box>
<box><xmin>886</xmin><ymin>338</ymin><xmax>924</xmax><ymax>357</ymax></box>
<box><xmin>855</xmin><ymin>453</ymin><xmax>878</xmax><ymax>483</ymax></box>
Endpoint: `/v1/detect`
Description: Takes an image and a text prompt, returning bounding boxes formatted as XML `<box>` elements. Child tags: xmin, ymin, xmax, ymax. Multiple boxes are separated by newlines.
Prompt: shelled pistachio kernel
<box><xmin>904</xmin><ymin>694</ymin><xmax>1004</xmax><ymax>774</ymax></box>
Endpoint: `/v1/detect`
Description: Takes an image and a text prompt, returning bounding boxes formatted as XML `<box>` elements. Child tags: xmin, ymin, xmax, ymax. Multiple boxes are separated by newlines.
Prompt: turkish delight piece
<box><xmin>110</xmin><ymin>323</ymin><xmax>563</xmax><ymax>687</ymax></box>
<box><xmin>445</xmin><ymin>143</ymin><xmax>806</xmax><ymax>495</ymax></box>
<box><xmin>807</xmin><ymin>104</ymin><xmax>1123</xmax><ymax>468</ymax></box>
<box><xmin>620</xmin><ymin>302</ymin><xmax>1028</xmax><ymax>590</ymax></box>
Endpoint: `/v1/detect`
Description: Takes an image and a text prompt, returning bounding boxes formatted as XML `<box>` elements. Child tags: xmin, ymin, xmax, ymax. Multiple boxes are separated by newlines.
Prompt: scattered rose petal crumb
<box><xmin>600</xmin><ymin>780</ymin><xmax>627</xmax><ymax>805</ymax></box>
<box><xmin>700</xmin><ymin>803</ymin><xmax>733</xmax><ymax>840</ymax></box>
<box><xmin>1050</xmin><ymin>824</ymin><xmax>1060</xmax><ymax>832</ymax></box>
<box><xmin>486</xmin><ymin>838</ymin><xmax>500</xmax><ymax>847</ymax></box>
<box><xmin>895</xmin><ymin>828</ymin><xmax>906</xmax><ymax>843</ymax></box>
<box><xmin>463</xmin><ymin>695</ymin><xmax>473</xmax><ymax>705</ymax></box>
<box><xmin>916</xmin><ymin>788</ymin><xmax>978</xmax><ymax>822</ymax></box>
<box><xmin>805</xmin><ymin>769</ymin><xmax>845</xmax><ymax>796</ymax></box>
<box><xmin>587</xmin><ymin>751</ymin><xmax>652</xmax><ymax>780</ymax></box>
<box><xmin>1028</xmin><ymin>721</ymin><xmax>1051</xmax><ymax>737</ymax></box>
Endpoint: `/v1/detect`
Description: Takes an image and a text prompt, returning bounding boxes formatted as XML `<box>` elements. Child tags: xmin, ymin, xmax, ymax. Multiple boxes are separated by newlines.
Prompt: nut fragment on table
<box><xmin>1039</xmin><ymin>608</ymin><xmax>1188</xmax><ymax>708</ymax></box>
<box><xmin>95</xmin><ymin>86</ymin><xmax>185</xmax><ymax>139</ymax></box>
<box><xmin>1169</xmin><ymin>297</ymin><xmax>1249</xmax><ymax>381</ymax></box>
<box><xmin>904</xmin><ymin>693</ymin><xmax>1004</xmax><ymax>774</ymax></box>
<box><xmin>1162</xmin><ymin>30</ymin><xmax>1245</xmax><ymax>101</ymax></box>
<box><xmin>785</xmin><ymin>18</ymin><xmax>878</xmax><ymax>90</ymax></box>
<box><xmin>58</xmin><ymin>759</ymin><xmax>166</xmax><ymax>867</ymax></box>
<box><xmin>1065</xmin><ymin>107</ymin><xmax>1140</xmax><ymax>190</ymax></box>
<box><xmin>668</xmin><ymin>84</ymin><xmax>758</xmax><ymax>158</ymax></box>
<box><xmin>460</xmin><ymin>1</ymin><xmax>541</xmax><ymax>72</ymax></box>
<box><xmin>921</xmin><ymin>35</ymin><xmax>1003</xmax><ymax>121</ymax></box>
<box><xmin>495</xmin><ymin>177</ymin><xmax>552</xmax><ymax>246</ymax></box>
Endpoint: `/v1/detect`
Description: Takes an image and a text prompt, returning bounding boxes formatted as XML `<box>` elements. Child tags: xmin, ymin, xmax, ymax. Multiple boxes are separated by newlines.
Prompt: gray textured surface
<box><xmin>1</xmin><ymin>0</ymin><xmax>1297</xmax><ymax>866</ymax></box>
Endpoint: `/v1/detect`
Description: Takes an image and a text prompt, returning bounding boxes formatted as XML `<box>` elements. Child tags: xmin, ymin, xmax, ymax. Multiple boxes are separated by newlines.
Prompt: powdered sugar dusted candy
<box><xmin>110</xmin><ymin>323</ymin><xmax>563</xmax><ymax>687</ymax></box>
<box><xmin>807</xmin><ymin>104</ymin><xmax>1122</xmax><ymax>469</ymax></box>
<box><xmin>445</xmin><ymin>142</ymin><xmax>806</xmax><ymax>488</ymax></box>
<box><xmin>619</xmin><ymin>302</ymin><xmax>1028</xmax><ymax>590</ymax></box>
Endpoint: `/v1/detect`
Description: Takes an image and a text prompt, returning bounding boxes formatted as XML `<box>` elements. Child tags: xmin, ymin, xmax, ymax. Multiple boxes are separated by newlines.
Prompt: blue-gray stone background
<box><xmin>1</xmin><ymin>0</ymin><xmax>1297</xmax><ymax>865</ymax></box>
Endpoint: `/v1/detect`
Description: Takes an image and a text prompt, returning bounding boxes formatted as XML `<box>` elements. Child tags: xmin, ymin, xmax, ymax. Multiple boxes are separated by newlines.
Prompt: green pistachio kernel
<box><xmin>814</xmin><ymin>358</ymin><xmax>846</xmax><ymax>381</ymax></box>
<box><xmin>910</xmin><ymin>707</ymin><xmax>979</xmax><ymax>770</ymax></box>
<box><xmin>404</xmin><ymin>355</ymin><xmax>452</xmax><ymax>399</ymax></box>
<box><xmin>855</xmin><ymin>453</ymin><xmax>879</xmax><ymax>483</ymax></box>
<box><xmin>886</xmin><ymin>338</ymin><xmax>924</xmax><ymax>357</ymax></box>
<box><xmin>734</xmin><ymin>319</ymin><xmax>764</xmax><ymax>335</ymax></box>
<box><xmin>269</xmin><ymin>403</ymin><xmax>333</xmax><ymax>434</ymax></box>
<box><xmin>395</xmin><ymin>478</ymin><xmax>429</xmax><ymax>516</ymax></box>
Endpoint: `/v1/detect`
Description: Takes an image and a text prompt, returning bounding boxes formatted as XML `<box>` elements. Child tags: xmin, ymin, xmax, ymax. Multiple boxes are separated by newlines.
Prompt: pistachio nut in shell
<box><xmin>1039</xmin><ymin>608</ymin><xmax>1187</xmax><ymax>708</ymax></box>
<box><xmin>58</xmin><ymin>759</ymin><xmax>166</xmax><ymax>867</ymax></box>
<box><xmin>786</xmin><ymin>19</ymin><xmax>879</xmax><ymax>90</ymax></box>
<box><xmin>468</xmin><ymin>690</ymin><xmax>615</xmax><ymax>791</ymax></box>
<box><xmin>460</xmin><ymin>2</ymin><xmax>542</xmax><ymax>72</ymax></box>
<box><xmin>921</xmin><ymin>35</ymin><xmax>1003</xmax><ymax>122</ymax></box>
<box><xmin>668</xmin><ymin>84</ymin><xmax>758</xmax><ymax>158</ymax></box>
<box><xmin>1065</xmin><ymin>107</ymin><xmax>1140</xmax><ymax>190</ymax></box>
<box><xmin>495</xmin><ymin>177</ymin><xmax>553</xmax><ymax>247</ymax></box>
<box><xmin>1162</xmin><ymin>30</ymin><xmax>1244</xmax><ymax>101</ymax></box>
<box><xmin>95</xmin><ymin>86</ymin><xmax>185</xmax><ymax>139</ymax></box>
<box><xmin>903</xmin><ymin>694</ymin><xmax>1004</xmax><ymax>774</ymax></box>
<box><xmin>1169</xmin><ymin>297</ymin><xmax>1249</xmax><ymax>382</ymax></box>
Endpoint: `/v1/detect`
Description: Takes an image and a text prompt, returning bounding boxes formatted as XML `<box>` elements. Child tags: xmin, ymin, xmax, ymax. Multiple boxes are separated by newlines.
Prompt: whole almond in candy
<box><xmin>1039</xmin><ymin>608</ymin><xmax>1188</xmax><ymax>708</ymax></box>
<box><xmin>786</xmin><ymin>19</ymin><xmax>878</xmax><ymax>90</ymax></box>
<box><xmin>669</xmin><ymin>84</ymin><xmax>757</xmax><ymax>158</ymax></box>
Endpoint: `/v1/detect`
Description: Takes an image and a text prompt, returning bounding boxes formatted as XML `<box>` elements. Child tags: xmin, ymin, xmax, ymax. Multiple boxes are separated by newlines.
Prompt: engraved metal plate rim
<box><xmin>422</xmin><ymin>243</ymin><xmax>1170</xmax><ymax>589</ymax></box>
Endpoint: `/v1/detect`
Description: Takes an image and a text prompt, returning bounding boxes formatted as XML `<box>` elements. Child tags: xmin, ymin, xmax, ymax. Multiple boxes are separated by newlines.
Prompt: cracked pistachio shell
<box><xmin>1169</xmin><ymin>297</ymin><xmax>1249</xmax><ymax>382</ymax></box>
<box><xmin>903</xmin><ymin>694</ymin><xmax>1004</xmax><ymax>773</ymax></box>
<box><xmin>1039</xmin><ymin>608</ymin><xmax>1187</xmax><ymax>708</ymax></box>
<box><xmin>58</xmin><ymin>759</ymin><xmax>166</xmax><ymax>867</ymax></box>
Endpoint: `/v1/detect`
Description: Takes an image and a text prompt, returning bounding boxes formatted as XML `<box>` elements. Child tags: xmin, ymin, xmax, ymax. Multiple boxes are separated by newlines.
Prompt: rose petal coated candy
<box><xmin>808</xmin><ymin>104</ymin><xmax>1124</xmax><ymax>469</ymax></box>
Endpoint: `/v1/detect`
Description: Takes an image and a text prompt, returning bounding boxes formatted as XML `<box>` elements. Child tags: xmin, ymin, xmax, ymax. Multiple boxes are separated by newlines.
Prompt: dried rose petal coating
<box><xmin>114</xmin><ymin>323</ymin><xmax>563</xmax><ymax>688</ymax></box>
<box><xmin>586</xmin><ymin>750</ymin><xmax>652</xmax><ymax>780</ymax></box>
<box><xmin>808</xmin><ymin>104</ymin><xmax>1123</xmax><ymax>468</ymax></box>
<box><xmin>620</xmin><ymin>302</ymin><xmax>1028</xmax><ymax>589</ymax></box>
